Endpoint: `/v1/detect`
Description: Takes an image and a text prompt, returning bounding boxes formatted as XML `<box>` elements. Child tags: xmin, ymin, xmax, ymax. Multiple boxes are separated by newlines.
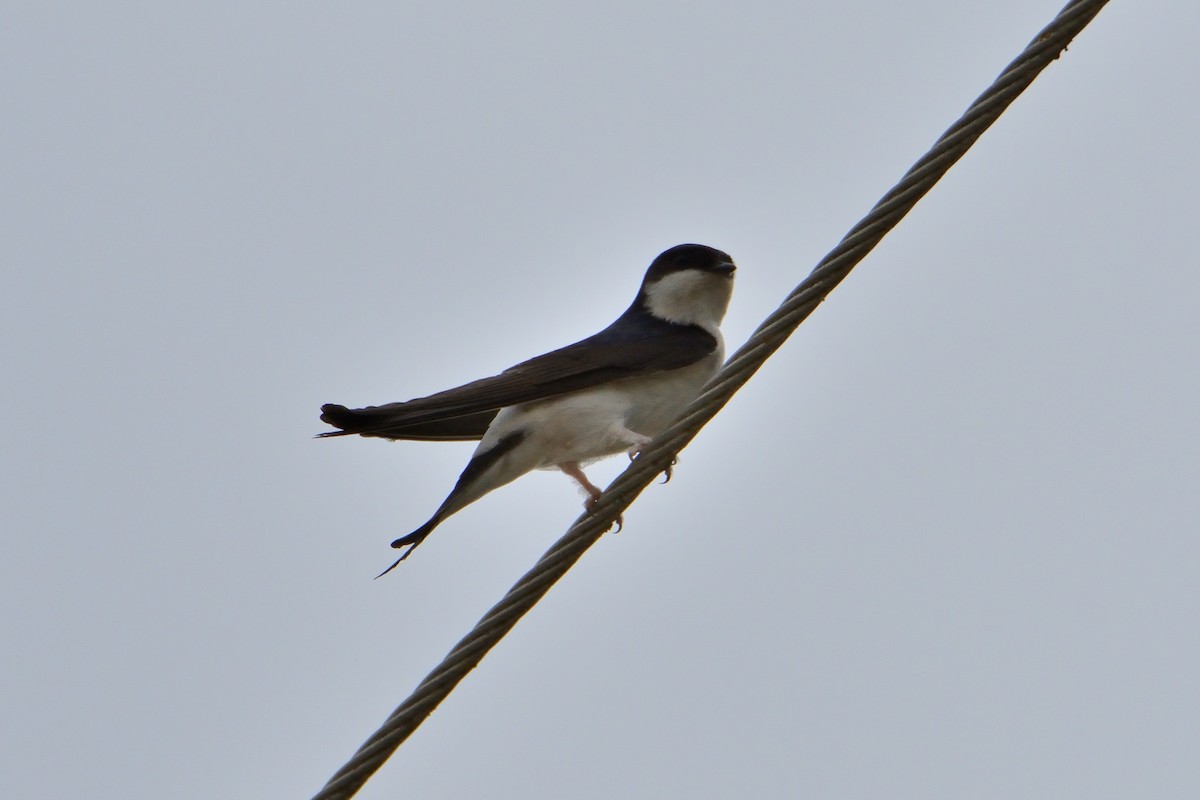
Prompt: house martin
<box><xmin>320</xmin><ymin>243</ymin><xmax>736</xmax><ymax>574</ymax></box>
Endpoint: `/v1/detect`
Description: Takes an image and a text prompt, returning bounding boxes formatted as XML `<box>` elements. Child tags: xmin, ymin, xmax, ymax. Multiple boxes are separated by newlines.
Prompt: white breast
<box><xmin>488</xmin><ymin>339</ymin><xmax>724</xmax><ymax>469</ymax></box>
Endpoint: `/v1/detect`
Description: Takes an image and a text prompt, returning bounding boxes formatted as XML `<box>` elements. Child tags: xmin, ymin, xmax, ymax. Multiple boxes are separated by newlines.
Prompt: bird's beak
<box><xmin>713</xmin><ymin>261</ymin><xmax>737</xmax><ymax>276</ymax></box>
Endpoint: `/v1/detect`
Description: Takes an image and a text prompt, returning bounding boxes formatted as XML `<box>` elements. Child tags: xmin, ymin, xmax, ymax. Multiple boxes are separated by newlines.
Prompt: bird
<box><xmin>319</xmin><ymin>243</ymin><xmax>736</xmax><ymax>575</ymax></box>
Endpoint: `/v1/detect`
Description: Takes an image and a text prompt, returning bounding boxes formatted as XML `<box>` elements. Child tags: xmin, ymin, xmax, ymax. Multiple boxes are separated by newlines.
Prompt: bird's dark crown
<box><xmin>643</xmin><ymin>243</ymin><xmax>735</xmax><ymax>285</ymax></box>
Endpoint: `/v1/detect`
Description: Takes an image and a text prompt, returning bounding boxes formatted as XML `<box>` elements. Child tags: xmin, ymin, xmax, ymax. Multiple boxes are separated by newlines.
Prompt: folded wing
<box><xmin>319</xmin><ymin>313</ymin><xmax>717</xmax><ymax>441</ymax></box>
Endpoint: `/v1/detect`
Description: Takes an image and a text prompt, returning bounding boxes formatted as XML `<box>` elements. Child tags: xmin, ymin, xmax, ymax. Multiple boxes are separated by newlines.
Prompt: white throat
<box><xmin>642</xmin><ymin>270</ymin><xmax>733</xmax><ymax>337</ymax></box>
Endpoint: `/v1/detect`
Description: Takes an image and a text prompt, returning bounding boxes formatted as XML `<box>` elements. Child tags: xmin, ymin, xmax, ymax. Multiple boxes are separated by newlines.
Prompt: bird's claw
<box><xmin>628</xmin><ymin>446</ymin><xmax>679</xmax><ymax>484</ymax></box>
<box><xmin>585</xmin><ymin>496</ymin><xmax>623</xmax><ymax>532</ymax></box>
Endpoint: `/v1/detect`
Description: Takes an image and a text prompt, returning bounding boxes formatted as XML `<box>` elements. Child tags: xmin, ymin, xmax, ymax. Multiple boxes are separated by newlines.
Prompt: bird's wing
<box><xmin>318</xmin><ymin>409</ymin><xmax>500</xmax><ymax>441</ymax></box>
<box><xmin>319</xmin><ymin>316</ymin><xmax>717</xmax><ymax>440</ymax></box>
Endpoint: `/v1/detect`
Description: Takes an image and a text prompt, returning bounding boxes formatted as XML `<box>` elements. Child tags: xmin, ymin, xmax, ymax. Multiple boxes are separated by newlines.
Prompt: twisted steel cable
<box><xmin>312</xmin><ymin>2</ymin><xmax>1111</xmax><ymax>796</ymax></box>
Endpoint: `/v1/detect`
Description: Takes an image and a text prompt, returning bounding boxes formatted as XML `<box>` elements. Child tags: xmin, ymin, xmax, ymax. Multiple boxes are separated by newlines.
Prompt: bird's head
<box><xmin>638</xmin><ymin>243</ymin><xmax>736</xmax><ymax>334</ymax></box>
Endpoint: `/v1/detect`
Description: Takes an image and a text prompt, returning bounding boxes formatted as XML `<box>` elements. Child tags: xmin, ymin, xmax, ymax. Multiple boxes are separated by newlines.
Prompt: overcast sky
<box><xmin>4</xmin><ymin>2</ymin><xmax>1198</xmax><ymax>798</ymax></box>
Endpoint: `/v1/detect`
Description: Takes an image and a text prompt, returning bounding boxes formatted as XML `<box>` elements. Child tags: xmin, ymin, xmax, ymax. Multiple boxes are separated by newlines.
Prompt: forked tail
<box><xmin>375</xmin><ymin>517</ymin><xmax>442</xmax><ymax>578</ymax></box>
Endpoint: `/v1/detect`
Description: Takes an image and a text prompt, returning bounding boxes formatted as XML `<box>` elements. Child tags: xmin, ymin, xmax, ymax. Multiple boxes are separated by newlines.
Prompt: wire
<box><xmin>311</xmin><ymin>2</ymin><xmax>1111</xmax><ymax>797</ymax></box>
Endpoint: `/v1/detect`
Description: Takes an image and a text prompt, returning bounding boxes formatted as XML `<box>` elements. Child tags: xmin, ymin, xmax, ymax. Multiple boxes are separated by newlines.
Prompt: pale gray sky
<box><xmin>4</xmin><ymin>2</ymin><xmax>1198</xmax><ymax>798</ymax></box>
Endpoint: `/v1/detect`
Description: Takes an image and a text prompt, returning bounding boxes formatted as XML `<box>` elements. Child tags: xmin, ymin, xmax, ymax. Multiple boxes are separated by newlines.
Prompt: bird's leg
<box><xmin>559</xmin><ymin>461</ymin><xmax>622</xmax><ymax>531</ymax></box>
<box><xmin>559</xmin><ymin>461</ymin><xmax>603</xmax><ymax>504</ymax></box>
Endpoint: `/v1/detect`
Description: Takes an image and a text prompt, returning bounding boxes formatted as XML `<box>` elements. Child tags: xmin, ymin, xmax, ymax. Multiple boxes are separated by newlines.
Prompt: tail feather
<box><xmin>375</xmin><ymin>517</ymin><xmax>443</xmax><ymax>578</ymax></box>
